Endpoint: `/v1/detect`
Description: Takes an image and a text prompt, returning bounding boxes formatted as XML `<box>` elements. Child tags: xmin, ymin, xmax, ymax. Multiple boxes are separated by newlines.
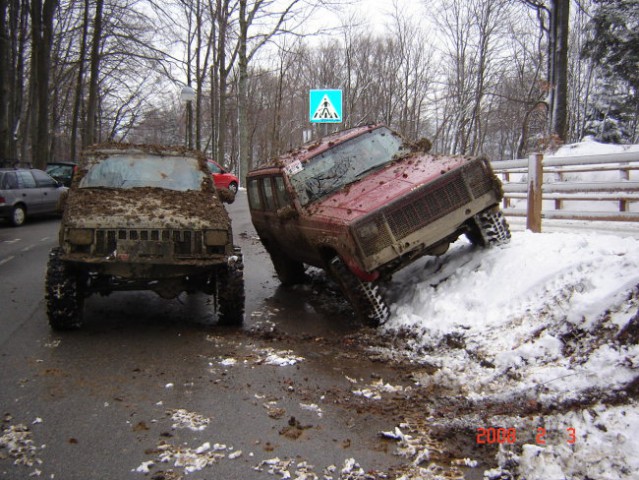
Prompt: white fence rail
<box><xmin>490</xmin><ymin>151</ymin><xmax>639</xmax><ymax>232</ymax></box>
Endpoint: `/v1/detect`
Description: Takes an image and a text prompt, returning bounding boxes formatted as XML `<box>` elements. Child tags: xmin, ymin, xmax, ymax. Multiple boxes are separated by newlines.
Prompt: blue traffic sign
<box><xmin>309</xmin><ymin>89</ymin><xmax>342</xmax><ymax>123</ymax></box>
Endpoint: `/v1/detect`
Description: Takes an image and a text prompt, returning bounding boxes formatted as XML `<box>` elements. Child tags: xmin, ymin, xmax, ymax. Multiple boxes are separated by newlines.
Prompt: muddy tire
<box><xmin>327</xmin><ymin>256</ymin><xmax>389</xmax><ymax>327</ymax></box>
<box><xmin>216</xmin><ymin>247</ymin><xmax>245</xmax><ymax>326</ymax></box>
<box><xmin>266</xmin><ymin>242</ymin><xmax>307</xmax><ymax>286</ymax></box>
<box><xmin>45</xmin><ymin>248</ymin><xmax>83</xmax><ymax>330</ymax></box>
<box><xmin>466</xmin><ymin>207</ymin><xmax>511</xmax><ymax>247</ymax></box>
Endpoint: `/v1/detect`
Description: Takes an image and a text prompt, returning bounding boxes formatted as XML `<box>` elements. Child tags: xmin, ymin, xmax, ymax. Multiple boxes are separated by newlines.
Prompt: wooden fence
<box><xmin>490</xmin><ymin>150</ymin><xmax>639</xmax><ymax>232</ymax></box>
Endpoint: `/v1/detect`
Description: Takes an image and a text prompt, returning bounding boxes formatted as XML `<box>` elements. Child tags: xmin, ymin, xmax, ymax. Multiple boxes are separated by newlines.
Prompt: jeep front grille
<box><xmin>93</xmin><ymin>228</ymin><xmax>213</xmax><ymax>257</ymax></box>
<box><xmin>355</xmin><ymin>161</ymin><xmax>496</xmax><ymax>257</ymax></box>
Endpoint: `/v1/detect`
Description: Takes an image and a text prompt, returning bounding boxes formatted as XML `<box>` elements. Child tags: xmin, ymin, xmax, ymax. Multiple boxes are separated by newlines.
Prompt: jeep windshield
<box><xmin>79</xmin><ymin>154</ymin><xmax>206</xmax><ymax>191</ymax></box>
<box><xmin>289</xmin><ymin>127</ymin><xmax>403</xmax><ymax>205</ymax></box>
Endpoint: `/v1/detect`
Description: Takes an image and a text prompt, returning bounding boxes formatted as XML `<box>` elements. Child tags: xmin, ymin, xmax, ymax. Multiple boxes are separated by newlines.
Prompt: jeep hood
<box><xmin>304</xmin><ymin>153</ymin><xmax>473</xmax><ymax>221</ymax></box>
<box><xmin>63</xmin><ymin>187</ymin><xmax>230</xmax><ymax>230</ymax></box>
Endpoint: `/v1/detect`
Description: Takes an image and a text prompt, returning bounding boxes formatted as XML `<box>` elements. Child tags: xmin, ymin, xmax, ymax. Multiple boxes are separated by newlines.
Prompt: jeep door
<box><xmin>251</xmin><ymin>175</ymin><xmax>314</xmax><ymax>263</ymax></box>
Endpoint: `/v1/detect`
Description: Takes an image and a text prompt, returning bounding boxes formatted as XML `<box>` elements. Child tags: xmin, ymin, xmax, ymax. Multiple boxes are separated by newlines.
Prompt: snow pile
<box><xmin>0</xmin><ymin>424</ymin><xmax>42</xmax><ymax>469</ymax></box>
<box><xmin>254</xmin><ymin>457</ymin><xmax>377</xmax><ymax>480</ymax></box>
<box><xmin>380</xmin><ymin>230</ymin><xmax>639</xmax><ymax>479</ymax></box>
<box><xmin>352</xmin><ymin>379</ymin><xmax>408</xmax><ymax>401</ymax></box>
<box><xmin>167</xmin><ymin>409</ymin><xmax>210</xmax><ymax>431</ymax></box>
<box><xmin>135</xmin><ymin>441</ymin><xmax>240</xmax><ymax>475</ymax></box>
<box><xmin>255</xmin><ymin>347</ymin><xmax>305</xmax><ymax>366</ymax></box>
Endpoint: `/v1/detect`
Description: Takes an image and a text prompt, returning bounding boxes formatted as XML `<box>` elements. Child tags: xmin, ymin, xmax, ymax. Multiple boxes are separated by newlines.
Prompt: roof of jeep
<box><xmin>81</xmin><ymin>143</ymin><xmax>206</xmax><ymax>162</ymax></box>
<box><xmin>248</xmin><ymin>124</ymin><xmax>385</xmax><ymax>175</ymax></box>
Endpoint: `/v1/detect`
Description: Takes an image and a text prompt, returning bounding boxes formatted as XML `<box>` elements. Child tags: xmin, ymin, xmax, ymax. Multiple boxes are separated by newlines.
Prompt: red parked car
<box><xmin>207</xmin><ymin>160</ymin><xmax>239</xmax><ymax>193</ymax></box>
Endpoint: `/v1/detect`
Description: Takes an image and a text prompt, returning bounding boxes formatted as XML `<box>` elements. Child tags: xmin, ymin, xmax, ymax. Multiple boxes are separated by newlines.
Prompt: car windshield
<box><xmin>79</xmin><ymin>154</ymin><xmax>206</xmax><ymax>191</ymax></box>
<box><xmin>289</xmin><ymin>127</ymin><xmax>404</xmax><ymax>205</ymax></box>
<box><xmin>46</xmin><ymin>164</ymin><xmax>74</xmax><ymax>176</ymax></box>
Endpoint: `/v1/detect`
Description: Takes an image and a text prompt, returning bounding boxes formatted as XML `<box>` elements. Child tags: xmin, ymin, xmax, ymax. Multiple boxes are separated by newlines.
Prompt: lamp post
<box><xmin>180</xmin><ymin>85</ymin><xmax>196</xmax><ymax>149</ymax></box>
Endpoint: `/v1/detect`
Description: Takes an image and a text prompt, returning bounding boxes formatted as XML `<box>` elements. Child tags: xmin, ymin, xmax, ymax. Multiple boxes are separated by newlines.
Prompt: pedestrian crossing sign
<box><xmin>309</xmin><ymin>89</ymin><xmax>342</xmax><ymax>123</ymax></box>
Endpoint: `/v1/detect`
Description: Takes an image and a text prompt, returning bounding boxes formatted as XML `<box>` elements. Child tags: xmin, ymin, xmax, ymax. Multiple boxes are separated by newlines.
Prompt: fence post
<box><xmin>527</xmin><ymin>153</ymin><xmax>543</xmax><ymax>233</ymax></box>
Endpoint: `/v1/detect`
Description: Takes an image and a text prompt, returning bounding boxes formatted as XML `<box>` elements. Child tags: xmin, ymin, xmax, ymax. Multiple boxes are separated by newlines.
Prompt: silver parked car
<box><xmin>0</xmin><ymin>168</ymin><xmax>67</xmax><ymax>226</ymax></box>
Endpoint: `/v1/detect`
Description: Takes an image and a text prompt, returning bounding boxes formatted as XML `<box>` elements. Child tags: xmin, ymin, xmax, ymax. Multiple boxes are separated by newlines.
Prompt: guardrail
<box><xmin>490</xmin><ymin>150</ymin><xmax>639</xmax><ymax>232</ymax></box>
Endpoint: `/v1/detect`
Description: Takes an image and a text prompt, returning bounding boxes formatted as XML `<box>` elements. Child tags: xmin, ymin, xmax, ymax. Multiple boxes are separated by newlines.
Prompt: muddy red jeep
<box><xmin>247</xmin><ymin>125</ymin><xmax>510</xmax><ymax>326</ymax></box>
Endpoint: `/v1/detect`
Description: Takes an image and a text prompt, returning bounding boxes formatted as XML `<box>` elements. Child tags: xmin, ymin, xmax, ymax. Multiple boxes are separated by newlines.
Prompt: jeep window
<box><xmin>263</xmin><ymin>177</ymin><xmax>276</xmax><ymax>210</ymax></box>
<box><xmin>274</xmin><ymin>176</ymin><xmax>290</xmax><ymax>207</ymax></box>
<box><xmin>80</xmin><ymin>155</ymin><xmax>206</xmax><ymax>191</ymax></box>
<box><xmin>247</xmin><ymin>178</ymin><xmax>263</xmax><ymax>210</ymax></box>
<box><xmin>288</xmin><ymin>127</ymin><xmax>403</xmax><ymax>205</ymax></box>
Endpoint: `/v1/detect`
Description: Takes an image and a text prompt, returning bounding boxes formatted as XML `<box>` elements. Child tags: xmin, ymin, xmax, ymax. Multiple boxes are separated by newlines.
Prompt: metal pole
<box><xmin>527</xmin><ymin>153</ymin><xmax>543</xmax><ymax>233</ymax></box>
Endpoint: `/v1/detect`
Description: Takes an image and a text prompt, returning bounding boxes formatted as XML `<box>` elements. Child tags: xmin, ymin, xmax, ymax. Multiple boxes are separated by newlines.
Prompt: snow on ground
<box><xmin>381</xmin><ymin>229</ymin><xmax>639</xmax><ymax>479</ymax></box>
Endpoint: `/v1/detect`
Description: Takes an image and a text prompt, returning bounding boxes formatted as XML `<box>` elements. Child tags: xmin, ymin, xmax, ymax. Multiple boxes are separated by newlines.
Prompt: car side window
<box><xmin>208</xmin><ymin>162</ymin><xmax>222</xmax><ymax>174</ymax></box>
<box><xmin>32</xmin><ymin>170</ymin><xmax>57</xmax><ymax>187</ymax></box>
<box><xmin>262</xmin><ymin>177</ymin><xmax>276</xmax><ymax>211</ymax></box>
<box><xmin>0</xmin><ymin>172</ymin><xmax>18</xmax><ymax>189</ymax></box>
<box><xmin>274</xmin><ymin>176</ymin><xmax>290</xmax><ymax>207</ymax></box>
<box><xmin>16</xmin><ymin>170</ymin><xmax>36</xmax><ymax>188</ymax></box>
<box><xmin>247</xmin><ymin>178</ymin><xmax>263</xmax><ymax>210</ymax></box>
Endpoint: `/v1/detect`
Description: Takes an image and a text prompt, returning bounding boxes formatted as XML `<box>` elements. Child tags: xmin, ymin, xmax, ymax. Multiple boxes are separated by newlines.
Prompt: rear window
<box><xmin>0</xmin><ymin>172</ymin><xmax>18</xmax><ymax>190</ymax></box>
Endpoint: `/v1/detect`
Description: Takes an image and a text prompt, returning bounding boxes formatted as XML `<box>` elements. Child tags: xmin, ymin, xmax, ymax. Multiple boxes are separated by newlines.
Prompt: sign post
<box><xmin>309</xmin><ymin>89</ymin><xmax>342</xmax><ymax>124</ymax></box>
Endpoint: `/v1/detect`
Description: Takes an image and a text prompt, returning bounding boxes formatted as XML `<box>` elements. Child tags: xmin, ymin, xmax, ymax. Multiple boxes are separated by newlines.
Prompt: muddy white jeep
<box><xmin>45</xmin><ymin>145</ymin><xmax>244</xmax><ymax>330</ymax></box>
<box><xmin>247</xmin><ymin>124</ymin><xmax>510</xmax><ymax>326</ymax></box>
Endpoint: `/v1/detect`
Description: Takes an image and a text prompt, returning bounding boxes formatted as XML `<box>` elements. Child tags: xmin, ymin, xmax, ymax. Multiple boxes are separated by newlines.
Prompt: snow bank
<box><xmin>381</xmin><ymin>230</ymin><xmax>639</xmax><ymax>479</ymax></box>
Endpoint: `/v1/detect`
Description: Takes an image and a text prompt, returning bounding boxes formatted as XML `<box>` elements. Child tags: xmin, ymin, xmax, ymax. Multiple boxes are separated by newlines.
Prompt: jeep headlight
<box><xmin>205</xmin><ymin>230</ymin><xmax>228</xmax><ymax>246</ymax></box>
<box><xmin>357</xmin><ymin>221</ymin><xmax>379</xmax><ymax>238</ymax></box>
<box><xmin>67</xmin><ymin>228</ymin><xmax>94</xmax><ymax>246</ymax></box>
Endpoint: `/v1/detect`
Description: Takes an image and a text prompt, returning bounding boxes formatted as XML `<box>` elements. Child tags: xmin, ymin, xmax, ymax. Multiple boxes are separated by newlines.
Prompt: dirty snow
<box><xmin>167</xmin><ymin>409</ymin><xmax>210</xmax><ymax>431</ymax></box>
<box><xmin>255</xmin><ymin>457</ymin><xmax>376</xmax><ymax>480</ymax></box>
<box><xmin>0</xmin><ymin>422</ymin><xmax>43</xmax><ymax>474</ymax></box>
<box><xmin>377</xmin><ymin>227</ymin><xmax>639</xmax><ymax>479</ymax></box>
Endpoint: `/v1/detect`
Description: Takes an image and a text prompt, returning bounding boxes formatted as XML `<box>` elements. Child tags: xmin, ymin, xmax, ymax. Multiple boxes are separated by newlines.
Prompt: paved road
<box><xmin>0</xmin><ymin>194</ymin><xmax>411</xmax><ymax>480</ymax></box>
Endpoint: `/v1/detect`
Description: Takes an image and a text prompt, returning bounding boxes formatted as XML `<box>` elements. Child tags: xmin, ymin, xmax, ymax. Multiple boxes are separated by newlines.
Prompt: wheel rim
<box><xmin>229</xmin><ymin>183</ymin><xmax>238</xmax><ymax>193</ymax></box>
<box><xmin>13</xmin><ymin>207</ymin><xmax>25</xmax><ymax>225</ymax></box>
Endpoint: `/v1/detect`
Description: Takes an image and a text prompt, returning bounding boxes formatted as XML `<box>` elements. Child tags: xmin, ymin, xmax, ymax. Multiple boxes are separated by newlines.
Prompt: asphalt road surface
<box><xmin>3</xmin><ymin>193</ymin><xmax>482</xmax><ymax>480</ymax></box>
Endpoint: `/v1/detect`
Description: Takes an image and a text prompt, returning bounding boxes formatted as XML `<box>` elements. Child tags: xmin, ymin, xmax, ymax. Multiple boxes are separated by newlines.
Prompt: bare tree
<box><xmin>30</xmin><ymin>0</ymin><xmax>58</xmax><ymax>168</ymax></box>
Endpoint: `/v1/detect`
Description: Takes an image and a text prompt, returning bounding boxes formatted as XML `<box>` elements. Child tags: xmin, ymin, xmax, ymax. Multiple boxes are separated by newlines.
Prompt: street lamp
<box><xmin>180</xmin><ymin>85</ymin><xmax>196</xmax><ymax>149</ymax></box>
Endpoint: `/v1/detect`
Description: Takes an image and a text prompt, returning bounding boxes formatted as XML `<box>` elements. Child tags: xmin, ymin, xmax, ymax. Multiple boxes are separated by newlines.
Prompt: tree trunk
<box><xmin>70</xmin><ymin>0</ymin><xmax>89</xmax><ymax>162</ymax></box>
<box><xmin>238</xmin><ymin>0</ymin><xmax>248</xmax><ymax>185</ymax></box>
<box><xmin>84</xmin><ymin>0</ymin><xmax>102</xmax><ymax>147</ymax></box>
<box><xmin>29</xmin><ymin>0</ymin><xmax>57</xmax><ymax>169</ymax></box>
<box><xmin>550</xmin><ymin>0</ymin><xmax>569</xmax><ymax>141</ymax></box>
<box><xmin>0</xmin><ymin>0</ymin><xmax>11</xmax><ymax>162</ymax></box>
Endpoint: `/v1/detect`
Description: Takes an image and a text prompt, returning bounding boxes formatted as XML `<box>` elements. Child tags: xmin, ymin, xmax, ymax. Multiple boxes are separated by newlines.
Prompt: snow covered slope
<box><xmin>381</xmin><ymin>231</ymin><xmax>639</xmax><ymax>479</ymax></box>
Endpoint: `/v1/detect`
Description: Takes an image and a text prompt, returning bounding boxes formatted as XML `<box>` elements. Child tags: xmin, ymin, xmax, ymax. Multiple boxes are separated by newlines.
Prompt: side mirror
<box><xmin>277</xmin><ymin>205</ymin><xmax>298</xmax><ymax>221</ymax></box>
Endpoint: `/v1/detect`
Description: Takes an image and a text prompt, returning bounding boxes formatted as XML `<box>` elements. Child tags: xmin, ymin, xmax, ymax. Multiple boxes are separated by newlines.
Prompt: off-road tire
<box><xmin>466</xmin><ymin>208</ymin><xmax>511</xmax><ymax>247</ymax></box>
<box><xmin>10</xmin><ymin>204</ymin><xmax>26</xmax><ymax>226</ymax></box>
<box><xmin>327</xmin><ymin>256</ymin><xmax>389</xmax><ymax>327</ymax></box>
<box><xmin>45</xmin><ymin>248</ymin><xmax>83</xmax><ymax>330</ymax></box>
<box><xmin>266</xmin><ymin>242</ymin><xmax>307</xmax><ymax>286</ymax></box>
<box><xmin>216</xmin><ymin>247</ymin><xmax>245</xmax><ymax>326</ymax></box>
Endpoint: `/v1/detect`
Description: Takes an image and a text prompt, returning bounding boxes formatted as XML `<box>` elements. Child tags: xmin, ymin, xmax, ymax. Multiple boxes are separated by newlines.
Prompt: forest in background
<box><xmin>0</xmin><ymin>0</ymin><xmax>638</xmax><ymax>182</ymax></box>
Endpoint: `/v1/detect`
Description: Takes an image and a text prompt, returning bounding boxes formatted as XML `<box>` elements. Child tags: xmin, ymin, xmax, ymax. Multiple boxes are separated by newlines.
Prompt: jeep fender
<box><xmin>342</xmin><ymin>256</ymin><xmax>379</xmax><ymax>282</ymax></box>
